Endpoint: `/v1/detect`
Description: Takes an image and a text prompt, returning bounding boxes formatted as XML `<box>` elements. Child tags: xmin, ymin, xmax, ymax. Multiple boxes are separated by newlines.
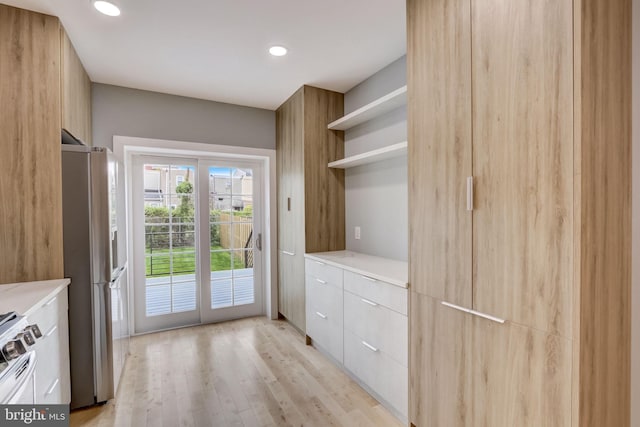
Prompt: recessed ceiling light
<box><xmin>93</xmin><ymin>1</ymin><xmax>121</xmax><ymax>16</ymax></box>
<box><xmin>269</xmin><ymin>46</ymin><xmax>288</xmax><ymax>57</ymax></box>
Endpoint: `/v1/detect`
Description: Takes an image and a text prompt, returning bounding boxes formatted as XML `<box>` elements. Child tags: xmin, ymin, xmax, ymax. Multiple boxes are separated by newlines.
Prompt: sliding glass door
<box><xmin>132</xmin><ymin>155</ymin><xmax>263</xmax><ymax>333</ymax></box>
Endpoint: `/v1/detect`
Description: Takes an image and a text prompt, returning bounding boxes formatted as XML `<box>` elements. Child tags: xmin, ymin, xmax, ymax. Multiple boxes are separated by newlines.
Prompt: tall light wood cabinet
<box><xmin>0</xmin><ymin>5</ymin><xmax>64</xmax><ymax>284</ymax></box>
<box><xmin>0</xmin><ymin>4</ymin><xmax>93</xmax><ymax>284</ymax></box>
<box><xmin>276</xmin><ymin>86</ymin><xmax>345</xmax><ymax>331</ymax></box>
<box><xmin>61</xmin><ymin>29</ymin><xmax>92</xmax><ymax>145</ymax></box>
<box><xmin>408</xmin><ymin>0</ymin><xmax>630</xmax><ymax>426</ymax></box>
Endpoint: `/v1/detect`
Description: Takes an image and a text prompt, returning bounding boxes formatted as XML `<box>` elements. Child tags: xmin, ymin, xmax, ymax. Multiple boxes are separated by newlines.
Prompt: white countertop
<box><xmin>305</xmin><ymin>250</ymin><xmax>408</xmax><ymax>288</ymax></box>
<box><xmin>0</xmin><ymin>278</ymin><xmax>70</xmax><ymax>317</ymax></box>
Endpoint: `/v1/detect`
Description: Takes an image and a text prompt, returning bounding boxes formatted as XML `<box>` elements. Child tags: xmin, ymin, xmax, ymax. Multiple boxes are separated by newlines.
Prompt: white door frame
<box><xmin>114</xmin><ymin>135</ymin><xmax>278</xmax><ymax>335</ymax></box>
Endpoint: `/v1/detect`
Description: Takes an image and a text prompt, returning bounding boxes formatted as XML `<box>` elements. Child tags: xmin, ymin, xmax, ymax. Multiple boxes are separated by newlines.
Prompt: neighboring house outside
<box><xmin>209</xmin><ymin>168</ymin><xmax>253</xmax><ymax>211</ymax></box>
<box><xmin>143</xmin><ymin>165</ymin><xmax>193</xmax><ymax>208</ymax></box>
<box><xmin>143</xmin><ymin>165</ymin><xmax>253</xmax><ymax>212</ymax></box>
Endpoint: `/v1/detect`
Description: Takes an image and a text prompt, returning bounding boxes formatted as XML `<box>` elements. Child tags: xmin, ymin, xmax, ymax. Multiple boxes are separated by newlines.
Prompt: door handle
<box><xmin>467</xmin><ymin>176</ymin><xmax>474</xmax><ymax>211</ymax></box>
<box><xmin>441</xmin><ymin>301</ymin><xmax>505</xmax><ymax>324</ymax></box>
<box><xmin>315</xmin><ymin>278</ymin><xmax>327</xmax><ymax>284</ymax></box>
<box><xmin>315</xmin><ymin>312</ymin><xmax>327</xmax><ymax>319</ymax></box>
<box><xmin>256</xmin><ymin>233</ymin><xmax>262</xmax><ymax>251</ymax></box>
<box><xmin>281</xmin><ymin>250</ymin><xmax>295</xmax><ymax>256</ymax></box>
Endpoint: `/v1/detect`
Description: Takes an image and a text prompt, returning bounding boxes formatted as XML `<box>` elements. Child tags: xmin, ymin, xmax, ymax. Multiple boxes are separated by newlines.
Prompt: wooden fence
<box><xmin>219</xmin><ymin>213</ymin><xmax>253</xmax><ymax>250</ymax></box>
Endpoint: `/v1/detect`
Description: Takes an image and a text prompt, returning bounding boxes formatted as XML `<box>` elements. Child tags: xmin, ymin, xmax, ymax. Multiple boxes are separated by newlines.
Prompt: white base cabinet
<box><xmin>304</xmin><ymin>252</ymin><xmax>408</xmax><ymax>421</ymax></box>
<box><xmin>27</xmin><ymin>287</ymin><xmax>71</xmax><ymax>404</ymax></box>
<box><xmin>305</xmin><ymin>261</ymin><xmax>344</xmax><ymax>363</ymax></box>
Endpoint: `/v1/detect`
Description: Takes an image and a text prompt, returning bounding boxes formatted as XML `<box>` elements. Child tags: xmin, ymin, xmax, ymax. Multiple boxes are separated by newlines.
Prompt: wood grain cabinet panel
<box><xmin>61</xmin><ymin>28</ymin><xmax>92</xmax><ymax>145</ymax></box>
<box><xmin>409</xmin><ymin>293</ymin><xmax>471</xmax><ymax>427</ymax></box>
<box><xmin>0</xmin><ymin>5</ymin><xmax>64</xmax><ymax>284</ymax></box>
<box><xmin>407</xmin><ymin>0</ymin><xmax>472</xmax><ymax>307</ymax></box>
<box><xmin>0</xmin><ymin>5</ymin><xmax>93</xmax><ymax>285</ymax></box>
<box><xmin>471</xmin><ymin>319</ymin><xmax>571</xmax><ymax>427</ymax></box>
<box><xmin>408</xmin><ymin>0</ymin><xmax>630</xmax><ymax>425</ymax></box>
<box><xmin>471</xmin><ymin>0</ymin><xmax>573</xmax><ymax>338</ymax></box>
<box><xmin>276</xmin><ymin>86</ymin><xmax>345</xmax><ymax>332</ymax></box>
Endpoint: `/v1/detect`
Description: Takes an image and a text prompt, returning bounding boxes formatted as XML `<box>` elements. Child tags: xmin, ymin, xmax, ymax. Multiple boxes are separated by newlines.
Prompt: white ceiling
<box><xmin>4</xmin><ymin>0</ymin><xmax>406</xmax><ymax>110</ymax></box>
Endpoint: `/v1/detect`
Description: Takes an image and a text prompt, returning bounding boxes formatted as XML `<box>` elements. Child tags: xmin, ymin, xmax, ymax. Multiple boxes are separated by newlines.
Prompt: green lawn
<box><xmin>146</xmin><ymin>246</ymin><xmax>246</xmax><ymax>277</ymax></box>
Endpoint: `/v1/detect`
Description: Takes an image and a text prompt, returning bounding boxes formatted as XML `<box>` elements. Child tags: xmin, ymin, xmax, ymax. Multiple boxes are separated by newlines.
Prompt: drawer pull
<box><xmin>361</xmin><ymin>298</ymin><xmax>378</xmax><ymax>307</ymax></box>
<box><xmin>361</xmin><ymin>341</ymin><xmax>379</xmax><ymax>352</ymax></box>
<box><xmin>45</xmin><ymin>296</ymin><xmax>56</xmax><ymax>307</ymax></box>
<box><xmin>315</xmin><ymin>278</ymin><xmax>327</xmax><ymax>285</ymax></box>
<box><xmin>315</xmin><ymin>312</ymin><xmax>327</xmax><ymax>320</ymax></box>
<box><xmin>45</xmin><ymin>325</ymin><xmax>58</xmax><ymax>338</ymax></box>
<box><xmin>361</xmin><ymin>275</ymin><xmax>377</xmax><ymax>283</ymax></box>
<box><xmin>281</xmin><ymin>250</ymin><xmax>295</xmax><ymax>256</ymax></box>
<box><xmin>45</xmin><ymin>378</ymin><xmax>59</xmax><ymax>396</ymax></box>
<box><xmin>441</xmin><ymin>301</ymin><xmax>505</xmax><ymax>324</ymax></box>
<box><xmin>314</xmin><ymin>261</ymin><xmax>326</xmax><ymax>266</ymax></box>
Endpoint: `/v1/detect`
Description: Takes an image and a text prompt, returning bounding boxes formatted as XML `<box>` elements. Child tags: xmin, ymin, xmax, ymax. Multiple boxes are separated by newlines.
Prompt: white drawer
<box><xmin>344</xmin><ymin>328</ymin><xmax>407</xmax><ymax>417</ymax></box>
<box><xmin>30</xmin><ymin>288</ymin><xmax>70</xmax><ymax>405</ymax></box>
<box><xmin>28</xmin><ymin>290</ymin><xmax>67</xmax><ymax>336</ymax></box>
<box><xmin>343</xmin><ymin>270</ymin><xmax>407</xmax><ymax>315</ymax></box>
<box><xmin>343</xmin><ymin>290</ymin><xmax>407</xmax><ymax>367</ymax></box>
<box><xmin>35</xmin><ymin>323</ymin><xmax>63</xmax><ymax>403</ymax></box>
<box><xmin>305</xmin><ymin>258</ymin><xmax>343</xmax><ymax>287</ymax></box>
<box><xmin>306</xmin><ymin>275</ymin><xmax>343</xmax><ymax>321</ymax></box>
<box><xmin>306</xmin><ymin>304</ymin><xmax>343</xmax><ymax>363</ymax></box>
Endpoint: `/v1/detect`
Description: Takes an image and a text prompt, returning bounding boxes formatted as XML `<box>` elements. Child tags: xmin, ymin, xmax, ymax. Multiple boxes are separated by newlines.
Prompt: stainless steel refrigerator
<box><xmin>61</xmin><ymin>139</ymin><xmax>127</xmax><ymax>409</ymax></box>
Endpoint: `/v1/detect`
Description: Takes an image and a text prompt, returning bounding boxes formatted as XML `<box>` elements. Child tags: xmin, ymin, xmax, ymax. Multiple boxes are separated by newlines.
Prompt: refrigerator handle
<box><xmin>94</xmin><ymin>282</ymin><xmax>115</xmax><ymax>402</ymax></box>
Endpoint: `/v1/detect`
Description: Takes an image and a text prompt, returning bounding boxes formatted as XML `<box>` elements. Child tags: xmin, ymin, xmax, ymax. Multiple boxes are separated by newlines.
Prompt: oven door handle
<box><xmin>5</xmin><ymin>351</ymin><xmax>37</xmax><ymax>404</ymax></box>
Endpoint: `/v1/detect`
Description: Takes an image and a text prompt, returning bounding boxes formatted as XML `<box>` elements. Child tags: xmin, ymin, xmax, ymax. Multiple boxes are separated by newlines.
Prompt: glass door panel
<box><xmin>201</xmin><ymin>162</ymin><xmax>263</xmax><ymax>322</ymax></box>
<box><xmin>133</xmin><ymin>158</ymin><xmax>200</xmax><ymax>333</ymax></box>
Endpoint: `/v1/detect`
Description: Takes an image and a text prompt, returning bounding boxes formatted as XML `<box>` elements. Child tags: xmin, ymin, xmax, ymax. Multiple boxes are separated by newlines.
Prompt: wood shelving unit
<box><xmin>328</xmin><ymin>141</ymin><xmax>407</xmax><ymax>169</ymax></box>
<box><xmin>327</xmin><ymin>86</ymin><xmax>407</xmax><ymax>131</ymax></box>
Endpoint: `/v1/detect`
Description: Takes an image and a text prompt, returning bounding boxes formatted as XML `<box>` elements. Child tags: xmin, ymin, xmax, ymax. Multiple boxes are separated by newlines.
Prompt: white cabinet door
<box><xmin>29</xmin><ymin>288</ymin><xmax>70</xmax><ymax>405</ymax></box>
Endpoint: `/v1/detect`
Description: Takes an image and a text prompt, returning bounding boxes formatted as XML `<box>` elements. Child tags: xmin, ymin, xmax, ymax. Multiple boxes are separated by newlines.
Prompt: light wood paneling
<box><xmin>61</xmin><ymin>28</ymin><xmax>92</xmax><ymax>145</ymax></box>
<box><xmin>410</xmin><ymin>293</ymin><xmax>471</xmax><ymax>427</ymax></box>
<box><xmin>408</xmin><ymin>0</ymin><xmax>631</xmax><ymax>424</ymax></box>
<box><xmin>70</xmin><ymin>318</ymin><xmax>403</xmax><ymax>427</ymax></box>
<box><xmin>303</xmin><ymin>85</ymin><xmax>345</xmax><ymax>253</ymax></box>
<box><xmin>276</xmin><ymin>86</ymin><xmax>345</xmax><ymax>333</ymax></box>
<box><xmin>576</xmin><ymin>0</ymin><xmax>631</xmax><ymax>425</ymax></box>
<box><xmin>407</xmin><ymin>0</ymin><xmax>472</xmax><ymax>306</ymax></box>
<box><xmin>472</xmin><ymin>320</ymin><xmax>572</xmax><ymax>427</ymax></box>
<box><xmin>471</xmin><ymin>0</ymin><xmax>573</xmax><ymax>337</ymax></box>
<box><xmin>276</xmin><ymin>88</ymin><xmax>305</xmax><ymax>331</ymax></box>
<box><xmin>0</xmin><ymin>5</ymin><xmax>63</xmax><ymax>284</ymax></box>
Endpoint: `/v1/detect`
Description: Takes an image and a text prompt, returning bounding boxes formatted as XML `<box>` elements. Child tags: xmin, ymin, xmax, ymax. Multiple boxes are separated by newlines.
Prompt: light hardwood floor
<box><xmin>71</xmin><ymin>317</ymin><xmax>402</xmax><ymax>427</ymax></box>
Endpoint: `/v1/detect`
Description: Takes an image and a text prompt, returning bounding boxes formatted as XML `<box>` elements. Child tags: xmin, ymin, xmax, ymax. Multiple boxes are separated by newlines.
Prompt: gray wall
<box><xmin>344</xmin><ymin>56</ymin><xmax>408</xmax><ymax>261</ymax></box>
<box><xmin>92</xmin><ymin>83</ymin><xmax>275</xmax><ymax>150</ymax></box>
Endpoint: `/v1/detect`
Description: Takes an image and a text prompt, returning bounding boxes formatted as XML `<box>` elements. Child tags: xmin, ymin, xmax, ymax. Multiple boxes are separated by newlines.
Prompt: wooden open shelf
<box><xmin>327</xmin><ymin>86</ymin><xmax>407</xmax><ymax>131</ymax></box>
<box><xmin>328</xmin><ymin>141</ymin><xmax>407</xmax><ymax>169</ymax></box>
